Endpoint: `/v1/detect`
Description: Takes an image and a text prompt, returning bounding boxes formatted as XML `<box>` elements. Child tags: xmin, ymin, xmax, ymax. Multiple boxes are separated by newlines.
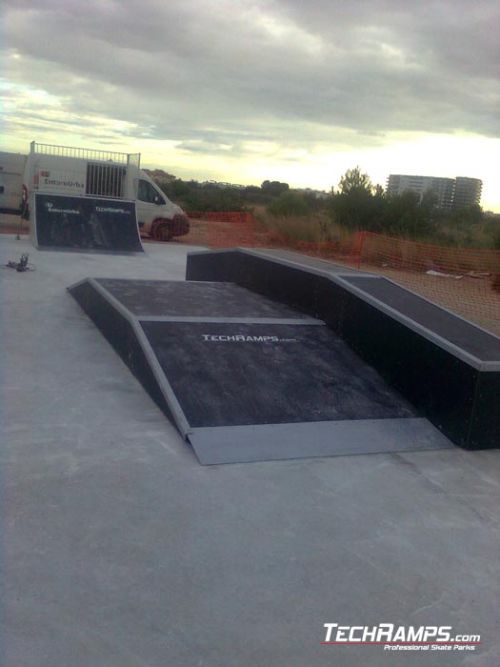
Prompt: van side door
<box><xmin>136</xmin><ymin>178</ymin><xmax>166</xmax><ymax>232</ymax></box>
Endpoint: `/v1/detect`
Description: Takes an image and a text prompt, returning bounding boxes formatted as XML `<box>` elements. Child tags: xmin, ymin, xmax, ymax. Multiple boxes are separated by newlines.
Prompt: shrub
<box><xmin>267</xmin><ymin>192</ymin><xmax>311</xmax><ymax>217</ymax></box>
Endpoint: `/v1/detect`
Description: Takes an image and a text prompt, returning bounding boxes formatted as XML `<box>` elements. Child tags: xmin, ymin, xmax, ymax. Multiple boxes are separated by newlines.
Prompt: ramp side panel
<box><xmin>188</xmin><ymin>419</ymin><xmax>453</xmax><ymax>465</ymax></box>
<box><xmin>336</xmin><ymin>285</ymin><xmax>490</xmax><ymax>448</ymax></box>
<box><xmin>35</xmin><ymin>193</ymin><xmax>143</xmax><ymax>253</ymax></box>
<box><xmin>186</xmin><ymin>249</ymin><xmax>340</xmax><ymax>328</ymax></box>
<box><xmin>469</xmin><ymin>372</ymin><xmax>500</xmax><ymax>449</ymax></box>
<box><xmin>68</xmin><ymin>280</ymin><xmax>186</xmax><ymax>434</ymax></box>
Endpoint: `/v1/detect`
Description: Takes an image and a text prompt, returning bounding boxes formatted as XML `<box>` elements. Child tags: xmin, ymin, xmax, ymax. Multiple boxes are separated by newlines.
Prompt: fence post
<box><xmin>356</xmin><ymin>231</ymin><xmax>367</xmax><ymax>270</ymax></box>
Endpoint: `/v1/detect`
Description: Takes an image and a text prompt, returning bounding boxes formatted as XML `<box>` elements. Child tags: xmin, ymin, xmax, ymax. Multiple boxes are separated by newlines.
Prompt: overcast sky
<box><xmin>2</xmin><ymin>0</ymin><xmax>499</xmax><ymax>209</ymax></box>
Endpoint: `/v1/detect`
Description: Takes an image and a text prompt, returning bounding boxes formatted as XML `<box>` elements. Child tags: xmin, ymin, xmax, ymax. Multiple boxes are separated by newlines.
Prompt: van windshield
<box><xmin>138</xmin><ymin>179</ymin><xmax>164</xmax><ymax>204</ymax></box>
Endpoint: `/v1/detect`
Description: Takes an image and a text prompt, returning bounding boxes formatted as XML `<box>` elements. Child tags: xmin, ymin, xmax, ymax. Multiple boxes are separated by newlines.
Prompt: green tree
<box><xmin>261</xmin><ymin>180</ymin><xmax>290</xmax><ymax>196</ymax></box>
<box><xmin>329</xmin><ymin>167</ymin><xmax>375</xmax><ymax>230</ymax></box>
<box><xmin>267</xmin><ymin>192</ymin><xmax>310</xmax><ymax>217</ymax></box>
<box><xmin>382</xmin><ymin>191</ymin><xmax>438</xmax><ymax>239</ymax></box>
<box><xmin>449</xmin><ymin>204</ymin><xmax>483</xmax><ymax>226</ymax></box>
<box><xmin>338</xmin><ymin>166</ymin><xmax>373</xmax><ymax>196</ymax></box>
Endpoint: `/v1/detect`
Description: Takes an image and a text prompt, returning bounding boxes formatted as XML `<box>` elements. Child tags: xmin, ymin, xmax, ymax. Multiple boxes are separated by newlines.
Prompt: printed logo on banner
<box><xmin>321</xmin><ymin>623</ymin><xmax>481</xmax><ymax>652</ymax></box>
<box><xmin>96</xmin><ymin>206</ymin><xmax>130</xmax><ymax>214</ymax></box>
<box><xmin>45</xmin><ymin>201</ymin><xmax>79</xmax><ymax>215</ymax></box>
<box><xmin>37</xmin><ymin>169</ymin><xmax>85</xmax><ymax>195</ymax></box>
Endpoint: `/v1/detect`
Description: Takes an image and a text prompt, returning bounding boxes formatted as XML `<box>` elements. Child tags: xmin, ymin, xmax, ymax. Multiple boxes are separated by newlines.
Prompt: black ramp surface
<box><xmin>140</xmin><ymin>321</ymin><xmax>417</xmax><ymax>427</ymax></box>
<box><xmin>343</xmin><ymin>276</ymin><xmax>500</xmax><ymax>361</ymax></box>
<box><xmin>96</xmin><ymin>279</ymin><xmax>309</xmax><ymax>318</ymax></box>
<box><xmin>35</xmin><ymin>193</ymin><xmax>143</xmax><ymax>252</ymax></box>
<box><xmin>244</xmin><ymin>248</ymin><xmax>366</xmax><ymax>274</ymax></box>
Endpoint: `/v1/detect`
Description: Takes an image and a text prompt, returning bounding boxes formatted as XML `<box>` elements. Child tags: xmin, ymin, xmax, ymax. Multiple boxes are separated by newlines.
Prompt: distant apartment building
<box><xmin>452</xmin><ymin>177</ymin><xmax>482</xmax><ymax>209</ymax></box>
<box><xmin>386</xmin><ymin>174</ymin><xmax>482</xmax><ymax>210</ymax></box>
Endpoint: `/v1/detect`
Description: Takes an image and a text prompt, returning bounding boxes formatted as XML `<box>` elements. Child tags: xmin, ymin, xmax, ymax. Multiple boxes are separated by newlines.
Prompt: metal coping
<box><xmin>138</xmin><ymin>316</ymin><xmax>323</xmax><ymax>325</ymax></box>
<box><xmin>187</xmin><ymin>418</ymin><xmax>452</xmax><ymax>465</ymax></box>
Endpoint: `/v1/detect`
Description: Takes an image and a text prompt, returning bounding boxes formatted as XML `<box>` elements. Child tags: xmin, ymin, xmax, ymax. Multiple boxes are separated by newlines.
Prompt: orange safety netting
<box><xmin>187</xmin><ymin>211</ymin><xmax>254</xmax><ymax>223</ymax></box>
<box><xmin>358</xmin><ymin>231</ymin><xmax>500</xmax><ymax>274</ymax></box>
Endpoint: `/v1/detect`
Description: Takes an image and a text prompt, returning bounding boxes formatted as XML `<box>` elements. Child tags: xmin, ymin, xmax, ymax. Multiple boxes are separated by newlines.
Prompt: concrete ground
<box><xmin>1</xmin><ymin>234</ymin><xmax>500</xmax><ymax>667</ymax></box>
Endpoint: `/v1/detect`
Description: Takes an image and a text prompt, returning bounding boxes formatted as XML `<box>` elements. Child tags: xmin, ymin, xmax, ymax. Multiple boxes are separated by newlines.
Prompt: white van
<box><xmin>20</xmin><ymin>142</ymin><xmax>189</xmax><ymax>241</ymax></box>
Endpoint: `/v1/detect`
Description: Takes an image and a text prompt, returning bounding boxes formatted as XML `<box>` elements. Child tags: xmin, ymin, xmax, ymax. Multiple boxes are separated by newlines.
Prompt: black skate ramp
<box><xmin>68</xmin><ymin>278</ymin><xmax>451</xmax><ymax>464</ymax></box>
<box><xmin>33</xmin><ymin>193</ymin><xmax>143</xmax><ymax>253</ymax></box>
<box><xmin>186</xmin><ymin>248</ymin><xmax>500</xmax><ymax>450</ymax></box>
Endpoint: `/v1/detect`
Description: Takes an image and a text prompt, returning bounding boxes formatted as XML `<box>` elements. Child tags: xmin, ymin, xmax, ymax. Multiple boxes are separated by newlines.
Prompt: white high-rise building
<box><xmin>453</xmin><ymin>177</ymin><xmax>482</xmax><ymax>209</ymax></box>
<box><xmin>386</xmin><ymin>175</ymin><xmax>455</xmax><ymax>209</ymax></box>
<box><xmin>386</xmin><ymin>174</ymin><xmax>482</xmax><ymax>210</ymax></box>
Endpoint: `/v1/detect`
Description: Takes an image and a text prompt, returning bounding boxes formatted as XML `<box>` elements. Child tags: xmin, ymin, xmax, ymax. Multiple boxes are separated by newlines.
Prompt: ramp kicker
<box><xmin>69</xmin><ymin>277</ymin><xmax>455</xmax><ymax>464</ymax></box>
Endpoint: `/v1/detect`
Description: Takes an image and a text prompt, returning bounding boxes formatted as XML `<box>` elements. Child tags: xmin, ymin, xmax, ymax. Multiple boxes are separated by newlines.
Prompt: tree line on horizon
<box><xmin>151</xmin><ymin>167</ymin><xmax>499</xmax><ymax>249</ymax></box>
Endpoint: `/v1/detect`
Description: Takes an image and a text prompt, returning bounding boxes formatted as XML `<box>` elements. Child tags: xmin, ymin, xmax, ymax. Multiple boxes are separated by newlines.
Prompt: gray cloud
<box><xmin>2</xmin><ymin>0</ymin><xmax>499</xmax><ymax>158</ymax></box>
